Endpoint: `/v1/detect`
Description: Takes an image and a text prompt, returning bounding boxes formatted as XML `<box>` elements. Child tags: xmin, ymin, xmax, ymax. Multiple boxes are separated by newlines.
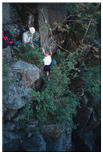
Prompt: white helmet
<box><xmin>29</xmin><ymin>27</ymin><xmax>35</xmax><ymax>34</ymax></box>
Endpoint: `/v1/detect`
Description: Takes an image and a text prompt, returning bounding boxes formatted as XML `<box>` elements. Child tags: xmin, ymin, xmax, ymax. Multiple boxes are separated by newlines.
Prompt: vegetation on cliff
<box><xmin>3</xmin><ymin>3</ymin><xmax>101</xmax><ymax>132</ymax></box>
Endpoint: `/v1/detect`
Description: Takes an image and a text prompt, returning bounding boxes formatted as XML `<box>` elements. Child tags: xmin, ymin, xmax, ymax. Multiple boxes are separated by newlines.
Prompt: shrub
<box><xmin>81</xmin><ymin>64</ymin><xmax>101</xmax><ymax>118</ymax></box>
<box><xmin>23</xmin><ymin>101</ymin><xmax>34</xmax><ymax>121</ymax></box>
<box><xmin>30</xmin><ymin>65</ymin><xmax>80</xmax><ymax>131</ymax></box>
<box><xmin>14</xmin><ymin>44</ymin><xmax>43</xmax><ymax>66</ymax></box>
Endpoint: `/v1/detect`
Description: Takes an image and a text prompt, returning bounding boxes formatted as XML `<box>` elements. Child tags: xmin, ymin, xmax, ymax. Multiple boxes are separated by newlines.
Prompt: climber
<box><xmin>42</xmin><ymin>47</ymin><xmax>52</xmax><ymax>80</ymax></box>
<box><xmin>22</xmin><ymin>27</ymin><xmax>36</xmax><ymax>47</ymax></box>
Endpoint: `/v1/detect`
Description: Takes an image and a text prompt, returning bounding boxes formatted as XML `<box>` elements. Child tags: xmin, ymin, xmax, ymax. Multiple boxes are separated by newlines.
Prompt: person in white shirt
<box><xmin>22</xmin><ymin>27</ymin><xmax>35</xmax><ymax>47</ymax></box>
<box><xmin>42</xmin><ymin>48</ymin><xmax>52</xmax><ymax>80</ymax></box>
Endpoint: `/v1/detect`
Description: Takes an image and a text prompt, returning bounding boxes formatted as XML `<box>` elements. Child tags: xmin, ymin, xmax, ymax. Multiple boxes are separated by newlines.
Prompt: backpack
<box><xmin>51</xmin><ymin>59</ymin><xmax>56</xmax><ymax>66</ymax></box>
<box><xmin>2</xmin><ymin>30</ymin><xmax>14</xmax><ymax>48</ymax></box>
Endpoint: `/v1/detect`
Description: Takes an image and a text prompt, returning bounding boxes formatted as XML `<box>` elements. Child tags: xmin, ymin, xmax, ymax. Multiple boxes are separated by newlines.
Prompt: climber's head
<box><xmin>45</xmin><ymin>52</ymin><xmax>49</xmax><ymax>56</ymax></box>
<box><xmin>45</xmin><ymin>50</ymin><xmax>52</xmax><ymax>56</ymax></box>
<box><xmin>29</xmin><ymin>27</ymin><xmax>35</xmax><ymax>34</ymax></box>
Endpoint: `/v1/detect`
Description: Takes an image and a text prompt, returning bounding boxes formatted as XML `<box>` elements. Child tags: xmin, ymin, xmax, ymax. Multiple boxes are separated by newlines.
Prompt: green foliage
<box><xmin>81</xmin><ymin>64</ymin><xmax>101</xmax><ymax>117</ymax></box>
<box><xmin>58</xmin><ymin>38</ymin><xmax>101</xmax><ymax>118</ymax></box>
<box><xmin>55</xmin><ymin>3</ymin><xmax>101</xmax><ymax>50</ymax></box>
<box><xmin>64</xmin><ymin>52</ymin><xmax>78</xmax><ymax>71</ymax></box>
<box><xmin>14</xmin><ymin>44</ymin><xmax>43</xmax><ymax>66</ymax></box>
<box><xmin>23</xmin><ymin>101</ymin><xmax>33</xmax><ymax>121</ymax></box>
<box><xmin>30</xmin><ymin>65</ymin><xmax>80</xmax><ymax>130</ymax></box>
<box><xmin>22</xmin><ymin>47</ymin><xmax>43</xmax><ymax>66</ymax></box>
<box><xmin>18</xmin><ymin>101</ymin><xmax>34</xmax><ymax>122</ymax></box>
<box><xmin>12</xmin><ymin>3</ymin><xmax>100</xmax><ymax>132</ymax></box>
<box><xmin>61</xmin><ymin>49</ymin><xmax>82</xmax><ymax>80</ymax></box>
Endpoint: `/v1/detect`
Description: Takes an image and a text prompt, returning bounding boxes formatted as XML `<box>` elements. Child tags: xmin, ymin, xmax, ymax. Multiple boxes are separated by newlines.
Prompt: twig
<box><xmin>82</xmin><ymin>19</ymin><xmax>92</xmax><ymax>43</ymax></box>
<box><xmin>51</xmin><ymin>15</ymin><xmax>74</xmax><ymax>32</ymax></box>
<box><xmin>49</xmin><ymin>28</ymin><xmax>70</xmax><ymax>52</ymax></box>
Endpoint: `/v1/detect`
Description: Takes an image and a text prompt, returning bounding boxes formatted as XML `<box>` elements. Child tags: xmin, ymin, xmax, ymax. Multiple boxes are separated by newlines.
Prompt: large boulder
<box><xmin>11</xmin><ymin>60</ymin><xmax>40</xmax><ymax>87</ymax></box>
<box><xmin>3</xmin><ymin>60</ymin><xmax>40</xmax><ymax>120</ymax></box>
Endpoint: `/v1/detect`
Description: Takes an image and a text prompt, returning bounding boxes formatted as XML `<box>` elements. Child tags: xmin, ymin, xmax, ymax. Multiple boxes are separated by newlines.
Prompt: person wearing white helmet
<box><xmin>22</xmin><ymin>27</ymin><xmax>35</xmax><ymax>46</ymax></box>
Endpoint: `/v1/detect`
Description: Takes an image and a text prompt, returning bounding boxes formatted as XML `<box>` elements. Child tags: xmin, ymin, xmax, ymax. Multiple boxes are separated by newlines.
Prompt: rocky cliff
<box><xmin>2</xmin><ymin>3</ymin><xmax>101</xmax><ymax>152</ymax></box>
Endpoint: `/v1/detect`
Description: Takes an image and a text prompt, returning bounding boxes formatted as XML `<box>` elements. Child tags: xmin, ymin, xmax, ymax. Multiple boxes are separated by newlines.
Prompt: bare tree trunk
<box><xmin>38</xmin><ymin>5</ymin><xmax>49</xmax><ymax>49</ymax></box>
<box><xmin>28</xmin><ymin>14</ymin><xmax>34</xmax><ymax>28</ymax></box>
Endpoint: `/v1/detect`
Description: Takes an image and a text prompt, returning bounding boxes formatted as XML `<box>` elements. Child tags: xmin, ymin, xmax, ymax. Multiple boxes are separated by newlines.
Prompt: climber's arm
<box><xmin>49</xmin><ymin>47</ymin><xmax>52</xmax><ymax>56</ymax></box>
<box><xmin>49</xmin><ymin>50</ymin><xmax>52</xmax><ymax>56</ymax></box>
<box><xmin>42</xmin><ymin>48</ymin><xmax>46</xmax><ymax>55</ymax></box>
<box><xmin>30</xmin><ymin>39</ymin><xmax>32</xmax><ymax>44</ymax></box>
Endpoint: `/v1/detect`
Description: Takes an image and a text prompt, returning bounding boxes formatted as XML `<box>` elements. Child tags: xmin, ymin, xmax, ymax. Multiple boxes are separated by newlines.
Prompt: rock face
<box><xmin>74</xmin><ymin>103</ymin><xmax>93</xmax><ymax>130</ymax></box>
<box><xmin>79</xmin><ymin>130</ymin><xmax>96</xmax><ymax>152</ymax></box>
<box><xmin>21</xmin><ymin>132</ymin><xmax>46</xmax><ymax>152</ymax></box>
<box><xmin>41</xmin><ymin>125</ymin><xmax>72</xmax><ymax>152</ymax></box>
<box><xmin>3</xmin><ymin>24</ymin><xmax>24</xmax><ymax>41</ymax></box>
<box><xmin>3</xmin><ymin>3</ymin><xmax>11</xmax><ymax>24</ymax></box>
<box><xmin>72</xmin><ymin>128</ymin><xmax>100</xmax><ymax>152</ymax></box>
<box><xmin>11</xmin><ymin>60</ymin><xmax>40</xmax><ymax>87</ymax></box>
<box><xmin>3</xmin><ymin>131</ymin><xmax>21</xmax><ymax>152</ymax></box>
<box><xmin>3</xmin><ymin>3</ymin><xmax>25</xmax><ymax>41</ymax></box>
<box><xmin>3</xmin><ymin>131</ymin><xmax>46</xmax><ymax>152</ymax></box>
<box><xmin>45</xmin><ymin>133</ymin><xmax>72</xmax><ymax>152</ymax></box>
<box><xmin>72</xmin><ymin>101</ymin><xmax>101</xmax><ymax>152</ymax></box>
<box><xmin>3</xmin><ymin>60</ymin><xmax>40</xmax><ymax>120</ymax></box>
